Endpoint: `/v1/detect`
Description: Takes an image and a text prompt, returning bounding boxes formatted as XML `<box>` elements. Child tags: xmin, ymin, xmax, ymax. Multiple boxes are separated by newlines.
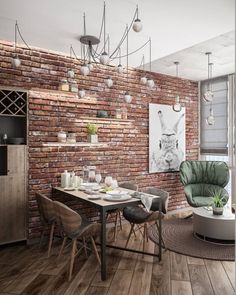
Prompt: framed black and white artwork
<box><xmin>149</xmin><ymin>103</ymin><xmax>186</xmax><ymax>173</ymax></box>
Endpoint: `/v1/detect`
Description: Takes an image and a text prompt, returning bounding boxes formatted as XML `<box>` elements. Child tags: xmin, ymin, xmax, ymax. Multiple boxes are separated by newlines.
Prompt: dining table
<box><xmin>52</xmin><ymin>186</ymin><xmax>162</xmax><ymax>281</ymax></box>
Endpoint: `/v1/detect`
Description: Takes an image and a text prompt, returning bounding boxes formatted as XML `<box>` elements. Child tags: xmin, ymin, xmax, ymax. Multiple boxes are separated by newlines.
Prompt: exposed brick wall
<box><xmin>0</xmin><ymin>40</ymin><xmax>199</xmax><ymax>240</ymax></box>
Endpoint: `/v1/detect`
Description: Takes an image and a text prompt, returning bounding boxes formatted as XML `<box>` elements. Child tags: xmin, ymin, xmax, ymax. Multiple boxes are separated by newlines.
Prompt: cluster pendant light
<box><xmin>74</xmin><ymin>1</ymin><xmax>156</xmax><ymax>102</ymax></box>
<box><xmin>172</xmin><ymin>61</ymin><xmax>182</xmax><ymax>112</ymax></box>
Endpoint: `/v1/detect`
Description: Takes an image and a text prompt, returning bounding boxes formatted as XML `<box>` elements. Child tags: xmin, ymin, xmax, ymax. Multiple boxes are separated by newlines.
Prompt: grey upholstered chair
<box><xmin>54</xmin><ymin>201</ymin><xmax>101</xmax><ymax>281</ymax></box>
<box><xmin>36</xmin><ymin>193</ymin><xmax>57</xmax><ymax>257</ymax></box>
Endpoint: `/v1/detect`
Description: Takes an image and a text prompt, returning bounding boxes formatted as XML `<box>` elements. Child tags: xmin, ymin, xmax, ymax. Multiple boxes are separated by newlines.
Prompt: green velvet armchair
<box><xmin>179</xmin><ymin>161</ymin><xmax>229</xmax><ymax>207</ymax></box>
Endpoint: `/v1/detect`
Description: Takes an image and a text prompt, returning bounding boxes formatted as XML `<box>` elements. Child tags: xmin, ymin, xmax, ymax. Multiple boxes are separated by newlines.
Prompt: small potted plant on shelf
<box><xmin>87</xmin><ymin>123</ymin><xmax>98</xmax><ymax>143</ymax></box>
<box><xmin>210</xmin><ymin>191</ymin><xmax>227</xmax><ymax>215</ymax></box>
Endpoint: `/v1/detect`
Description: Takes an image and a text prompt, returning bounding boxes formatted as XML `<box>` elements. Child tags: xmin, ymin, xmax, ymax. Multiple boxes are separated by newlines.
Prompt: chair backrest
<box><xmin>145</xmin><ymin>187</ymin><xmax>169</xmax><ymax>214</ymax></box>
<box><xmin>53</xmin><ymin>201</ymin><xmax>82</xmax><ymax>236</ymax></box>
<box><xmin>179</xmin><ymin>161</ymin><xmax>229</xmax><ymax>187</ymax></box>
<box><xmin>36</xmin><ymin>193</ymin><xmax>55</xmax><ymax>225</ymax></box>
<box><xmin>119</xmin><ymin>182</ymin><xmax>138</xmax><ymax>191</ymax></box>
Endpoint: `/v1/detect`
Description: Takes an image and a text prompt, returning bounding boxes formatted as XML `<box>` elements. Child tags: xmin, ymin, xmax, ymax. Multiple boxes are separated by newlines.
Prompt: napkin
<box><xmin>141</xmin><ymin>193</ymin><xmax>159</xmax><ymax>212</ymax></box>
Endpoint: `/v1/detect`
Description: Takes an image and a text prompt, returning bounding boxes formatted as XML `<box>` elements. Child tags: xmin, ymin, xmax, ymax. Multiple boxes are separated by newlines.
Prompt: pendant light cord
<box><xmin>14</xmin><ymin>21</ymin><xmax>31</xmax><ymax>51</ymax></box>
<box><xmin>126</xmin><ymin>25</ymin><xmax>129</xmax><ymax>87</ymax></box>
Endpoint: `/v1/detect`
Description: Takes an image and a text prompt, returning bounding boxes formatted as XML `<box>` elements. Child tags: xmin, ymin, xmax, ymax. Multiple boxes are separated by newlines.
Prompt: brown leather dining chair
<box><xmin>36</xmin><ymin>193</ymin><xmax>57</xmax><ymax>258</ymax></box>
<box><xmin>54</xmin><ymin>201</ymin><xmax>101</xmax><ymax>281</ymax></box>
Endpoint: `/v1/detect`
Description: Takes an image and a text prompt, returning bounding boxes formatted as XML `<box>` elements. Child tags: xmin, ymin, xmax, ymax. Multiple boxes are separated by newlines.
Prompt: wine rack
<box><xmin>0</xmin><ymin>89</ymin><xmax>27</xmax><ymax>117</ymax></box>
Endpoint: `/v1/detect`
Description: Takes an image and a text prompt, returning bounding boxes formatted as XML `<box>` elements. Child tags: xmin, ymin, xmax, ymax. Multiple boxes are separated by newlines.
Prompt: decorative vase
<box><xmin>212</xmin><ymin>207</ymin><xmax>223</xmax><ymax>215</ymax></box>
<box><xmin>88</xmin><ymin>134</ymin><xmax>98</xmax><ymax>143</ymax></box>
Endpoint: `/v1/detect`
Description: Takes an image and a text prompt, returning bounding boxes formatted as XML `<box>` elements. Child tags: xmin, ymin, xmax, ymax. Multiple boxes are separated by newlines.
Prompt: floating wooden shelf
<box><xmin>79</xmin><ymin>116</ymin><xmax>134</xmax><ymax>123</ymax></box>
<box><xmin>42</xmin><ymin>142</ymin><xmax>109</xmax><ymax>147</ymax></box>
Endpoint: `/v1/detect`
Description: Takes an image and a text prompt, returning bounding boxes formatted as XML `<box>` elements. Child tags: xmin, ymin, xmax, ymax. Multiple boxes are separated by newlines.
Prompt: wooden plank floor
<box><xmin>0</xmin><ymin>226</ymin><xmax>235</xmax><ymax>295</ymax></box>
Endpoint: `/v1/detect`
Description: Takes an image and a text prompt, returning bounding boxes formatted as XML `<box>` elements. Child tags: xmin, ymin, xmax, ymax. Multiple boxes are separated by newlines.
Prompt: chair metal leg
<box><xmin>47</xmin><ymin>222</ymin><xmax>55</xmax><ymax>258</ymax></box>
<box><xmin>59</xmin><ymin>236</ymin><xmax>67</xmax><ymax>258</ymax></box>
<box><xmin>68</xmin><ymin>239</ymin><xmax>77</xmax><ymax>282</ymax></box>
<box><xmin>155</xmin><ymin>221</ymin><xmax>166</xmax><ymax>249</ymax></box>
<box><xmin>125</xmin><ymin>223</ymin><xmax>135</xmax><ymax>248</ymax></box>
<box><xmin>114</xmin><ymin>212</ymin><xmax>119</xmax><ymax>241</ymax></box>
<box><xmin>90</xmin><ymin>236</ymin><xmax>101</xmax><ymax>265</ymax></box>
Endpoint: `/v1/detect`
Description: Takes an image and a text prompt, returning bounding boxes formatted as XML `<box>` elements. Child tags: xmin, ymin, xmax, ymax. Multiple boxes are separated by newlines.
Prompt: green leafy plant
<box><xmin>86</xmin><ymin>123</ymin><xmax>98</xmax><ymax>135</ymax></box>
<box><xmin>210</xmin><ymin>191</ymin><xmax>227</xmax><ymax>208</ymax></box>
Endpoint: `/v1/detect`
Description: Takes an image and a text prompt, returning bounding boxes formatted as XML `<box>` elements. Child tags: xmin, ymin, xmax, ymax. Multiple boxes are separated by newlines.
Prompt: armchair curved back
<box><xmin>179</xmin><ymin>161</ymin><xmax>229</xmax><ymax>207</ymax></box>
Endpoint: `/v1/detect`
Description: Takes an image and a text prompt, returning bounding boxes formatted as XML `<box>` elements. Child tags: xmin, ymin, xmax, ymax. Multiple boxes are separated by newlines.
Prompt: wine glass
<box><xmin>105</xmin><ymin>176</ymin><xmax>113</xmax><ymax>187</ymax></box>
<box><xmin>95</xmin><ymin>173</ymin><xmax>102</xmax><ymax>184</ymax></box>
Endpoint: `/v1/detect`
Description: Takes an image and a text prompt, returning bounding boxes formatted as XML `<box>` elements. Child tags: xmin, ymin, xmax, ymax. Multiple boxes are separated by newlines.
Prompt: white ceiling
<box><xmin>0</xmin><ymin>0</ymin><xmax>235</xmax><ymax>80</ymax></box>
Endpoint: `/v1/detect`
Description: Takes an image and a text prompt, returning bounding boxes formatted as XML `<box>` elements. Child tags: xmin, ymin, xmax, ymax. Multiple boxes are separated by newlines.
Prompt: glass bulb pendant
<box><xmin>133</xmin><ymin>19</ymin><xmax>142</xmax><ymax>32</ymax></box>
<box><xmin>206</xmin><ymin>108</ymin><xmax>215</xmax><ymax>125</ymax></box>
<box><xmin>11</xmin><ymin>55</ymin><xmax>21</xmax><ymax>68</ymax></box>
<box><xmin>80</xmin><ymin>64</ymin><xmax>90</xmax><ymax>76</ymax></box>
<box><xmin>79</xmin><ymin>89</ymin><xmax>86</xmax><ymax>98</ymax></box>
<box><xmin>124</xmin><ymin>91</ymin><xmax>132</xmax><ymax>103</ymax></box>
<box><xmin>116</xmin><ymin>64</ymin><xmax>123</xmax><ymax>74</ymax></box>
<box><xmin>140</xmin><ymin>76</ymin><xmax>147</xmax><ymax>85</ymax></box>
<box><xmin>203</xmin><ymin>89</ymin><xmax>214</xmax><ymax>102</ymax></box>
<box><xmin>105</xmin><ymin>77</ymin><xmax>113</xmax><ymax>88</ymax></box>
<box><xmin>172</xmin><ymin>95</ymin><xmax>182</xmax><ymax>112</ymax></box>
<box><xmin>100</xmin><ymin>52</ymin><xmax>110</xmax><ymax>65</ymax></box>
<box><xmin>147</xmin><ymin>78</ymin><xmax>155</xmax><ymax>89</ymax></box>
<box><xmin>68</xmin><ymin>69</ymin><xmax>75</xmax><ymax>79</ymax></box>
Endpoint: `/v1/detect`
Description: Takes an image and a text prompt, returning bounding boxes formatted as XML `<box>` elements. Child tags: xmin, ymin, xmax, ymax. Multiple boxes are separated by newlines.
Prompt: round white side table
<box><xmin>193</xmin><ymin>207</ymin><xmax>235</xmax><ymax>242</ymax></box>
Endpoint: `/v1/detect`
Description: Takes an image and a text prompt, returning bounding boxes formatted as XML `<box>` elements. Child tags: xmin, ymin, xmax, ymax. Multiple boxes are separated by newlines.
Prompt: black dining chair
<box><xmin>123</xmin><ymin>187</ymin><xmax>169</xmax><ymax>251</ymax></box>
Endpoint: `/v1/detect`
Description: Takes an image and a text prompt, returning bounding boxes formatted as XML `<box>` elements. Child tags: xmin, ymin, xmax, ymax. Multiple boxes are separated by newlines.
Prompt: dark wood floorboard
<box><xmin>0</xmin><ymin>222</ymin><xmax>234</xmax><ymax>295</ymax></box>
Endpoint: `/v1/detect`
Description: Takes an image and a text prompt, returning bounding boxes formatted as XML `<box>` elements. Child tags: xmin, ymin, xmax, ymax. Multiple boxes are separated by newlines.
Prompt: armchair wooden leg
<box><xmin>83</xmin><ymin>237</ymin><xmax>88</xmax><ymax>258</ymax></box>
<box><xmin>47</xmin><ymin>222</ymin><xmax>55</xmax><ymax>258</ymax></box>
<box><xmin>39</xmin><ymin>228</ymin><xmax>45</xmax><ymax>249</ymax></box>
<box><xmin>68</xmin><ymin>239</ymin><xmax>77</xmax><ymax>282</ymax></box>
<box><xmin>59</xmin><ymin>236</ymin><xmax>67</xmax><ymax>258</ymax></box>
<box><xmin>143</xmin><ymin>224</ymin><xmax>146</xmax><ymax>253</ymax></box>
<box><xmin>90</xmin><ymin>236</ymin><xmax>101</xmax><ymax>265</ymax></box>
<box><xmin>125</xmin><ymin>223</ymin><xmax>135</xmax><ymax>248</ymax></box>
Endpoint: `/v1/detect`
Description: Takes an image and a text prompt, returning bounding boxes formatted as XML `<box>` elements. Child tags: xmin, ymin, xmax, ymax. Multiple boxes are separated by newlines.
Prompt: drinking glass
<box><xmin>112</xmin><ymin>179</ymin><xmax>118</xmax><ymax>189</ymax></box>
<box><xmin>95</xmin><ymin>173</ymin><xmax>102</xmax><ymax>184</ymax></box>
<box><xmin>105</xmin><ymin>176</ymin><xmax>113</xmax><ymax>187</ymax></box>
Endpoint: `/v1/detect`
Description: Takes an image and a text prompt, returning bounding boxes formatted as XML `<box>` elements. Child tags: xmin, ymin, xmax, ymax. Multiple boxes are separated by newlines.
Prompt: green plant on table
<box><xmin>210</xmin><ymin>191</ymin><xmax>227</xmax><ymax>208</ymax></box>
<box><xmin>86</xmin><ymin>123</ymin><xmax>98</xmax><ymax>135</ymax></box>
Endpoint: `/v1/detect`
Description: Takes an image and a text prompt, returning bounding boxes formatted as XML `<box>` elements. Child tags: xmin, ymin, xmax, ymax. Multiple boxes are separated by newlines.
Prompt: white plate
<box><xmin>103</xmin><ymin>195</ymin><xmax>132</xmax><ymax>202</ymax></box>
<box><xmin>106</xmin><ymin>190</ymin><xmax>128</xmax><ymax>197</ymax></box>
<box><xmin>88</xmin><ymin>195</ymin><xmax>101</xmax><ymax>200</ymax></box>
<box><xmin>64</xmin><ymin>187</ymin><xmax>76</xmax><ymax>191</ymax></box>
<box><xmin>81</xmin><ymin>183</ymin><xmax>100</xmax><ymax>190</ymax></box>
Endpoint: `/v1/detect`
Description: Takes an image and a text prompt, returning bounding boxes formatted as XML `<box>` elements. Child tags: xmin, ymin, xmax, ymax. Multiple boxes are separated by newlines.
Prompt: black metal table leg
<box><xmin>101</xmin><ymin>208</ymin><xmax>107</xmax><ymax>280</ymax></box>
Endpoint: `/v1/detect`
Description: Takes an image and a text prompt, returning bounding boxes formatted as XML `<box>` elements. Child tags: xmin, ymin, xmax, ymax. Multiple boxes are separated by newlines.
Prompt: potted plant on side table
<box><xmin>87</xmin><ymin>123</ymin><xmax>98</xmax><ymax>143</ymax></box>
<box><xmin>211</xmin><ymin>192</ymin><xmax>227</xmax><ymax>215</ymax></box>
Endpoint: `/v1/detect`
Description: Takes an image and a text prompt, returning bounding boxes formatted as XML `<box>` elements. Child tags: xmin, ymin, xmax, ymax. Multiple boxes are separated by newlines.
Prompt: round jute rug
<box><xmin>148</xmin><ymin>218</ymin><xmax>235</xmax><ymax>261</ymax></box>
